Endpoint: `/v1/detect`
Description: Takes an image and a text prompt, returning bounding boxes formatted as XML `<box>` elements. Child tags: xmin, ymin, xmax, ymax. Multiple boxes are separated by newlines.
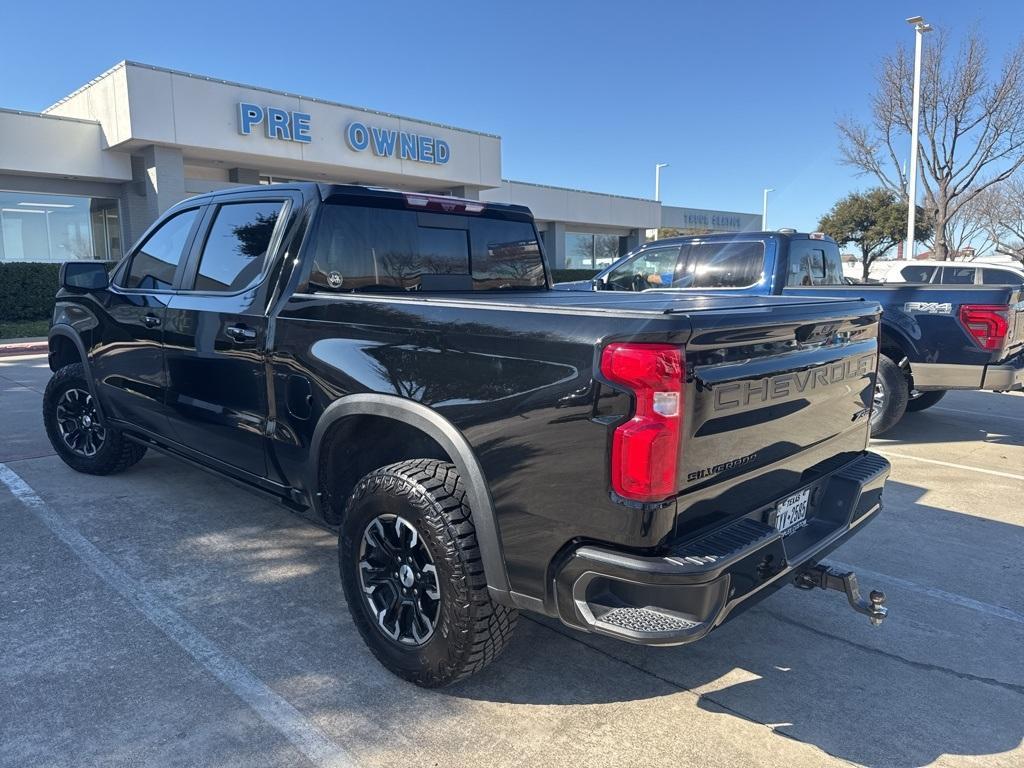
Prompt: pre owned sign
<box><xmin>236</xmin><ymin>102</ymin><xmax>451</xmax><ymax>164</ymax></box>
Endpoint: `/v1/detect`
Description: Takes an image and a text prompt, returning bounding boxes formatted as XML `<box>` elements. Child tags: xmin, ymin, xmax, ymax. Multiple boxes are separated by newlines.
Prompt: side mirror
<box><xmin>591</xmin><ymin>276</ymin><xmax>606</xmax><ymax>291</ymax></box>
<box><xmin>61</xmin><ymin>261</ymin><xmax>109</xmax><ymax>291</ymax></box>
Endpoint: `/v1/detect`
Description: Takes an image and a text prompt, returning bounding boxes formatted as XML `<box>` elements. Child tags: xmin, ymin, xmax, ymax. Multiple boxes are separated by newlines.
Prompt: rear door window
<box><xmin>309</xmin><ymin>203</ymin><xmax>545</xmax><ymax>292</ymax></box>
<box><xmin>680</xmin><ymin>241</ymin><xmax>765</xmax><ymax>288</ymax></box>
<box><xmin>191</xmin><ymin>200</ymin><xmax>285</xmax><ymax>292</ymax></box>
<box><xmin>122</xmin><ymin>208</ymin><xmax>200</xmax><ymax>291</ymax></box>
<box><xmin>940</xmin><ymin>267</ymin><xmax>976</xmax><ymax>284</ymax></box>
<box><xmin>900</xmin><ymin>265</ymin><xmax>937</xmax><ymax>283</ymax></box>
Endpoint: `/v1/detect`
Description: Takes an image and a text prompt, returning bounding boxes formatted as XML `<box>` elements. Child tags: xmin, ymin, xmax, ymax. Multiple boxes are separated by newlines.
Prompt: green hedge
<box><xmin>551</xmin><ymin>269</ymin><xmax>600</xmax><ymax>284</ymax></box>
<box><xmin>0</xmin><ymin>263</ymin><xmax>62</xmax><ymax>323</ymax></box>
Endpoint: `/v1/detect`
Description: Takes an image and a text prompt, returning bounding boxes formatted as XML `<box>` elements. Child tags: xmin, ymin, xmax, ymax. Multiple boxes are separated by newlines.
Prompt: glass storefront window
<box><xmin>565</xmin><ymin>231</ymin><xmax>623</xmax><ymax>269</ymax></box>
<box><xmin>0</xmin><ymin>191</ymin><xmax>122</xmax><ymax>263</ymax></box>
<box><xmin>594</xmin><ymin>234</ymin><xmax>620</xmax><ymax>269</ymax></box>
<box><xmin>565</xmin><ymin>233</ymin><xmax>594</xmax><ymax>269</ymax></box>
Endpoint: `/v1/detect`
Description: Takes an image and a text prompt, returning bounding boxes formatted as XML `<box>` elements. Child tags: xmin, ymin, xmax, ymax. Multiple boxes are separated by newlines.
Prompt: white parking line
<box><xmin>877</xmin><ymin>450</ymin><xmax>1024</xmax><ymax>482</ymax></box>
<box><xmin>830</xmin><ymin>560</ymin><xmax>1024</xmax><ymax>626</ymax></box>
<box><xmin>0</xmin><ymin>463</ymin><xmax>356</xmax><ymax>768</ymax></box>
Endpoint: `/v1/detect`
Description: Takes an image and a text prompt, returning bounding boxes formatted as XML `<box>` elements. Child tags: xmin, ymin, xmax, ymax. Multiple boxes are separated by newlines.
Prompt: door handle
<box><xmin>225</xmin><ymin>324</ymin><xmax>257</xmax><ymax>342</ymax></box>
<box><xmin>142</xmin><ymin>314</ymin><xmax>161</xmax><ymax>328</ymax></box>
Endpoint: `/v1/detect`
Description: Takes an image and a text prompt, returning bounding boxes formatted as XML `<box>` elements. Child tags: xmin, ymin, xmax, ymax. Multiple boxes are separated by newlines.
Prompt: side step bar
<box><xmin>794</xmin><ymin>563</ymin><xmax>888</xmax><ymax>626</ymax></box>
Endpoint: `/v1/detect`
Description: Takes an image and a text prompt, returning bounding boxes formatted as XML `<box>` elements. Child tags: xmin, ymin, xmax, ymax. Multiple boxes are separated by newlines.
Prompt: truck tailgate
<box><xmin>676</xmin><ymin>299</ymin><xmax>880</xmax><ymax>534</ymax></box>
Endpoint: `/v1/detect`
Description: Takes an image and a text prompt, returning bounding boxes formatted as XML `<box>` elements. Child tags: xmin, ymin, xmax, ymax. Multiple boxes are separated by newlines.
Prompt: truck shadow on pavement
<box><xmin>885</xmin><ymin>405</ymin><xmax>1024</xmax><ymax>448</ymax></box>
<box><xmin>447</xmin><ymin>479</ymin><xmax>1024</xmax><ymax>768</ymax></box>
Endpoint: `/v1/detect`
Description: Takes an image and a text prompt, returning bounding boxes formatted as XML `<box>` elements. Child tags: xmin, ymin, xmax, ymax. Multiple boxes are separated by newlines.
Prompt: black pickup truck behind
<box><xmin>47</xmin><ymin>184</ymin><xmax>891</xmax><ymax>686</ymax></box>
<box><xmin>562</xmin><ymin>231</ymin><xmax>1024</xmax><ymax>434</ymax></box>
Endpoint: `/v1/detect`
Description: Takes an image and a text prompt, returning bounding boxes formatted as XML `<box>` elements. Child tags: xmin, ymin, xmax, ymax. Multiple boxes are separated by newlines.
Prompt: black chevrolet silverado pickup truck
<box><xmin>559</xmin><ymin>231</ymin><xmax>1024</xmax><ymax>434</ymax></box>
<box><xmin>46</xmin><ymin>184</ymin><xmax>891</xmax><ymax>686</ymax></box>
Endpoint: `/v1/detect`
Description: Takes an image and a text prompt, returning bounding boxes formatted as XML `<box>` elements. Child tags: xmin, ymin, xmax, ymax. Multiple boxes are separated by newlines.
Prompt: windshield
<box><xmin>309</xmin><ymin>202</ymin><xmax>547</xmax><ymax>292</ymax></box>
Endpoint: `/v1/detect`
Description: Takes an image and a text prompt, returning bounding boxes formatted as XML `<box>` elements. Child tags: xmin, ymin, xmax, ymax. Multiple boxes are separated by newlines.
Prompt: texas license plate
<box><xmin>773</xmin><ymin>488</ymin><xmax>810</xmax><ymax>535</ymax></box>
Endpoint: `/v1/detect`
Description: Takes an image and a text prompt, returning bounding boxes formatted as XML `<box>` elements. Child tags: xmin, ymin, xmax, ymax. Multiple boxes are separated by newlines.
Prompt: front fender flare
<box><xmin>48</xmin><ymin>324</ymin><xmax>107</xmax><ymax>425</ymax></box>
<box><xmin>308</xmin><ymin>394</ymin><xmax>513</xmax><ymax>602</ymax></box>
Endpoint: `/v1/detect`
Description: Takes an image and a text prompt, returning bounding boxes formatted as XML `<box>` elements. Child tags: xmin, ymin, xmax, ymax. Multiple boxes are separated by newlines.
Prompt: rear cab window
<box><xmin>786</xmin><ymin>240</ymin><xmax>844</xmax><ymax>286</ymax></box>
<box><xmin>309</xmin><ymin>200</ymin><xmax>546</xmax><ymax>292</ymax></box>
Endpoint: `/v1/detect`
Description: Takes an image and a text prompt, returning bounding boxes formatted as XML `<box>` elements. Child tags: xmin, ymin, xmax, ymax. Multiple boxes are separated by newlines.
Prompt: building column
<box><xmin>624</xmin><ymin>228</ymin><xmax>645</xmax><ymax>253</ymax></box>
<box><xmin>447</xmin><ymin>185</ymin><xmax>481</xmax><ymax>200</ymax></box>
<box><xmin>229</xmin><ymin>167</ymin><xmax>261</xmax><ymax>185</ymax></box>
<box><xmin>121</xmin><ymin>145</ymin><xmax>186</xmax><ymax>244</ymax></box>
<box><xmin>542</xmin><ymin>221</ymin><xmax>567</xmax><ymax>269</ymax></box>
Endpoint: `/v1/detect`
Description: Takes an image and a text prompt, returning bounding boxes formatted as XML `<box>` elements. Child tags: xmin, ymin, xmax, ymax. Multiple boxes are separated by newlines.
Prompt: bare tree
<box><xmin>931</xmin><ymin>193</ymin><xmax>993</xmax><ymax>259</ymax></box>
<box><xmin>838</xmin><ymin>29</ymin><xmax>1024</xmax><ymax>259</ymax></box>
<box><xmin>975</xmin><ymin>178</ymin><xmax>1024</xmax><ymax>263</ymax></box>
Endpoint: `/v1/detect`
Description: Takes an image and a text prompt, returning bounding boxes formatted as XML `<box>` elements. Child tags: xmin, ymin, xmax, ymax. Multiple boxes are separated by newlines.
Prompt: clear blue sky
<box><xmin>3</xmin><ymin>1</ymin><xmax>1023</xmax><ymax>230</ymax></box>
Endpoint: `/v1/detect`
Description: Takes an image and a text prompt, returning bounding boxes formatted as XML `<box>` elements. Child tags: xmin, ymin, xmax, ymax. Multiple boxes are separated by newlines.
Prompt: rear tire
<box><xmin>870</xmin><ymin>355</ymin><xmax>909</xmax><ymax>437</ymax></box>
<box><xmin>43</xmin><ymin>363</ymin><xmax>147</xmax><ymax>475</ymax></box>
<box><xmin>906</xmin><ymin>389</ymin><xmax>947</xmax><ymax>412</ymax></box>
<box><xmin>339</xmin><ymin>459</ymin><xmax>517</xmax><ymax>687</ymax></box>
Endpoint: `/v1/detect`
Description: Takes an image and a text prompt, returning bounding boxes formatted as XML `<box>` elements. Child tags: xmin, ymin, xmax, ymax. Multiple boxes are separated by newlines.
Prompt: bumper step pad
<box><xmin>599</xmin><ymin>607</ymin><xmax>699</xmax><ymax>634</ymax></box>
<box><xmin>672</xmin><ymin>518</ymin><xmax>778</xmax><ymax>567</ymax></box>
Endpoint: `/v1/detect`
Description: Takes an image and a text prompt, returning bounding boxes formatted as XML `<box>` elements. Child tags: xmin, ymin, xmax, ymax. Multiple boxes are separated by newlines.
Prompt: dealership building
<box><xmin>0</xmin><ymin>61</ymin><xmax>760</xmax><ymax>270</ymax></box>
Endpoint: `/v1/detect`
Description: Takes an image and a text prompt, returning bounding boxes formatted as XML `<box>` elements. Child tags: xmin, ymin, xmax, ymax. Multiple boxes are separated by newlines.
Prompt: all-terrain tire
<box><xmin>43</xmin><ymin>363</ymin><xmax>147</xmax><ymax>475</ymax></box>
<box><xmin>906</xmin><ymin>389</ymin><xmax>947</xmax><ymax>412</ymax></box>
<box><xmin>870</xmin><ymin>355</ymin><xmax>910</xmax><ymax>437</ymax></box>
<box><xmin>339</xmin><ymin>459</ymin><xmax>518</xmax><ymax>687</ymax></box>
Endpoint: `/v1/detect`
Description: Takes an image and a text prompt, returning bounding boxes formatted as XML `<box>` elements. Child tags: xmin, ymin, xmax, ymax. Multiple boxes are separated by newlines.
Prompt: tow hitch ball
<box><xmin>795</xmin><ymin>564</ymin><xmax>888</xmax><ymax>627</ymax></box>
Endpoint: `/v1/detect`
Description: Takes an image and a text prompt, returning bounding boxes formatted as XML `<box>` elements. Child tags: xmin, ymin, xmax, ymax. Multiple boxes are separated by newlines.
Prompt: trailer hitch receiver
<box><xmin>795</xmin><ymin>563</ymin><xmax>888</xmax><ymax>627</ymax></box>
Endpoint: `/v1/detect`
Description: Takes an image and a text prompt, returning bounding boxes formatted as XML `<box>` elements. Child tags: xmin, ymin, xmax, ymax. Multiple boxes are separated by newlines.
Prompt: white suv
<box><xmin>875</xmin><ymin>259</ymin><xmax>1024</xmax><ymax>285</ymax></box>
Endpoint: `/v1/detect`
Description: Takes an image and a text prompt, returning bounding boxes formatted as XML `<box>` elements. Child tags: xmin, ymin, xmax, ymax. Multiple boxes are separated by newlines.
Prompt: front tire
<box><xmin>339</xmin><ymin>459</ymin><xmax>518</xmax><ymax>687</ymax></box>
<box><xmin>43</xmin><ymin>363</ymin><xmax>147</xmax><ymax>475</ymax></box>
<box><xmin>870</xmin><ymin>355</ymin><xmax>910</xmax><ymax>437</ymax></box>
<box><xmin>906</xmin><ymin>389</ymin><xmax>947</xmax><ymax>412</ymax></box>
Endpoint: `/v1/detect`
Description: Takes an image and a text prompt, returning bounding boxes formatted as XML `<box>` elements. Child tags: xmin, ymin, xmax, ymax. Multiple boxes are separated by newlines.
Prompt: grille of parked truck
<box><xmin>46</xmin><ymin>184</ymin><xmax>891</xmax><ymax>686</ymax></box>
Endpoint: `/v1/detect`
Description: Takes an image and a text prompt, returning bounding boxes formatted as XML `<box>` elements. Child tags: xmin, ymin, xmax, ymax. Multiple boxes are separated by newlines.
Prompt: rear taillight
<box><xmin>600</xmin><ymin>343</ymin><xmax>684</xmax><ymax>502</ymax></box>
<box><xmin>959</xmin><ymin>304</ymin><xmax>1010</xmax><ymax>351</ymax></box>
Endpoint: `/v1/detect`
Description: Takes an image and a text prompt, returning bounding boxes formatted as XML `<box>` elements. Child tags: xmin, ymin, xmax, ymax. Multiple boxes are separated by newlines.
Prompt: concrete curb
<box><xmin>0</xmin><ymin>340</ymin><xmax>48</xmax><ymax>357</ymax></box>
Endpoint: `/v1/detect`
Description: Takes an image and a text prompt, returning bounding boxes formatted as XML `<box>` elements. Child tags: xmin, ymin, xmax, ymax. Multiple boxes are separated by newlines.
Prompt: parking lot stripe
<box><xmin>0</xmin><ymin>463</ymin><xmax>357</xmax><ymax>768</ymax></box>
<box><xmin>830</xmin><ymin>560</ymin><xmax>1024</xmax><ymax>626</ymax></box>
<box><xmin>877</xmin><ymin>451</ymin><xmax>1024</xmax><ymax>482</ymax></box>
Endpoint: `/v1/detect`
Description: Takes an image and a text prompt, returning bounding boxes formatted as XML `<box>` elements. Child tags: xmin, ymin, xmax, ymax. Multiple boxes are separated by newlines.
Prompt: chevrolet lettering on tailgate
<box><xmin>713</xmin><ymin>354</ymin><xmax>875</xmax><ymax>411</ymax></box>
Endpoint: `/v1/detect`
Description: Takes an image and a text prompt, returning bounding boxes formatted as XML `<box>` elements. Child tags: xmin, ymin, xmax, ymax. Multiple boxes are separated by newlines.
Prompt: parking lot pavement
<box><xmin>1</xmin><ymin>354</ymin><xmax>1022</xmax><ymax>768</ymax></box>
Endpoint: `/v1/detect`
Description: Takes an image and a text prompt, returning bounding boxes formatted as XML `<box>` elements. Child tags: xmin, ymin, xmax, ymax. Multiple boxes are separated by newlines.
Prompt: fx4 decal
<box><xmin>904</xmin><ymin>301</ymin><xmax>952</xmax><ymax>314</ymax></box>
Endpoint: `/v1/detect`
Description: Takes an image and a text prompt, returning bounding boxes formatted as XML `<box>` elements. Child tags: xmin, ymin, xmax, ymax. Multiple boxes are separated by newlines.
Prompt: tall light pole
<box><xmin>654</xmin><ymin>163</ymin><xmax>669</xmax><ymax>201</ymax></box>
<box><xmin>762</xmin><ymin>188</ymin><xmax>774</xmax><ymax>230</ymax></box>
<box><xmin>905</xmin><ymin>16</ymin><xmax>932</xmax><ymax>259</ymax></box>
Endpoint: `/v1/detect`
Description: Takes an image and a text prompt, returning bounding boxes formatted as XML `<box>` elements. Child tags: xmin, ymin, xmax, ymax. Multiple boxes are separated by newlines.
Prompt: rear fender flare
<box><xmin>308</xmin><ymin>393</ymin><xmax>512</xmax><ymax>601</ymax></box>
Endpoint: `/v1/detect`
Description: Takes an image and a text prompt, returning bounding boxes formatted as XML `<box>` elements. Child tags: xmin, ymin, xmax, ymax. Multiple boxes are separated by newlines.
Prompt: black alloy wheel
<box><xmin>358</xmin><ymin>513</ymin><xmax>442</xmax><ymax>646</ymax></box>
<box><xmin>339</xmin><ymin>459</ymin><xmax>518</xmax><ymax>687</ymax></box>
<box><xmin>54</xmin><ymin>387</ymin><xmax>107</xmax><ymax>457</ymax></box>
<box><xmin>43</xmin><ymin>363</ymin><xmax>147</xmax><ymax>475</ymax></box>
